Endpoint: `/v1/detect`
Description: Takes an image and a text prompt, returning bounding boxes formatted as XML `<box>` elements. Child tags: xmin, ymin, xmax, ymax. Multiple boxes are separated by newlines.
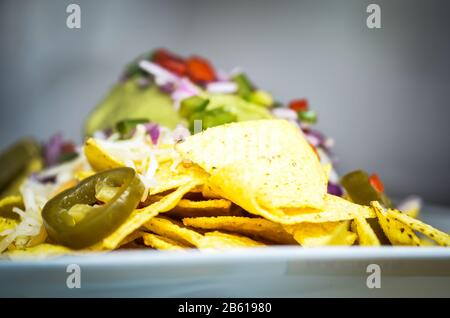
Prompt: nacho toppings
<box><xmin>2</xmin><ymin>117</ymin><xmax>449</xmax><ymax>258</ymax></box>
<box><xmin>1</xmin><ymin>48</ymin><xmax>449</xmax><ymax>257</ymax></box>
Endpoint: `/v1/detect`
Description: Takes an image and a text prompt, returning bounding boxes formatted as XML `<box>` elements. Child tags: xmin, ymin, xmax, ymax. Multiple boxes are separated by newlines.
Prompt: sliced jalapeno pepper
<box><xmin>341</xmin><ymin>169</ymin><xmax>392</xmax><ymax>244</ymax></box>
<box><xmin>340</xmin><ymin>170</ymin><xmax>392</xmax><ymax>208</ymax></box>
<box><xmin>0</xmin><ymin>138</ymin><xmax>42</xmax><ymax>195</ymax></box>
<box><xmin>42</xmin><ymin>167</ymin><xmax>144</xmax><ymax>249</ymax></box>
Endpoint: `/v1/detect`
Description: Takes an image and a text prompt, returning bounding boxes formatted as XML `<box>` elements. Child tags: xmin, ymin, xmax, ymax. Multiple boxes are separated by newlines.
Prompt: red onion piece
<box><xmin>327</xmin><ymin>182</ymin><xmax>343</xmax><ymax>196</ymax></box>
<box><xmin>43</xmin><ymin>133</ymin><xmax>63</xmax><ymax>167</ymax></box>
<box><xmin>145</xmin><ymin>123</ymin><xmax>160</xmax><ymax>144</ymax></box>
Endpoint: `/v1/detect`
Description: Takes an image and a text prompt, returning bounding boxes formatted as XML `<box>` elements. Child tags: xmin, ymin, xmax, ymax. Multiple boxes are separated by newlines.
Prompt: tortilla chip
<box><xmin>387</xmin><ymin>209</ymin><xmax>450</xmax><ymax>247</ymax></box>
<box><xmin>208</xmin><ymin>166</ymin><xmax>374</xmax><ymax>224</ymax></box>
<box><xmin>397</xmin><ymin>196</ymin><xmax>422</xmax><ymax>219</ymax></box>
<box><xmin>143</xmin><ymin>217</ymin><xmax>264</xmax><ymax>249</ymax></box>
<box><xmin>183</xmin><ymin>216</ymin><xmax>296</xmax><ymax>244</ymax></box>
<box><xmin>149</xmin><ymin>162</ymin><xmax>192</xmax><ymax>195</ymax></box>
<box><xmin>201</xmin><ymin>183</ymin><xmax>223</xmax><ymax>199</ymax></box>
<box><xmin>324</xmin><ymin>221</ymin><xmax>357</xmax><ymax>246</ymax></box>
<box><xmin>352</xmin><ymin>211</ymin><xmax>381</xmax><ymax>246</ymax></box>
<box><xmin>199</xmin><ymin>231</ymin><xmax>265</xmax><ymax>249</ymax></box>
<box><xmin>167</xmin><ymin>199</ymin><xmax>232</xmax><ymax>218</ymax></box>
<box><xmin>142</xmin><ymin>232</ymin><xmax>189</xmax><ymax>250</ymax></box>
<box><xmin>284</xmin><ymin>221</ymin><xmax>355</xmax><ymax>247</ymax></box>
<box><xmin>420</xmin><ymin>238</ymin><xmax>437</xmax><ymax>247</ymax></box>
<box><xmin>119</xmin><ymin>230</ymin><xmax>145</xmax><ymax>247</ymax></box>
<box><xmin>84</xmin><ymin>138</ymin><xmax>123</xmax><ymax>171</ymax></box>
<box><xmin>101</xmin><ymin>179</ymin><xmax>200</xmax><ymax>249</ymax></box>
<box><xmin>0</xmin><ymin>217</ymin><xmax>17</xmax><ymax>235</ymax></box>
<box><xmin>404</xmin><ymin>207</ymin><xmax>420</xmax><ymax>220</ymax></box>
<box><xmin>5</xmin><ymin>244</ymin><xmax>72</xmax><ymax>260</ymax></box>
<box><xmin>74</xmin><ymin>170</ymin><xmax>95</xmax><ymax>181</ymax></box>
<box><xmin>323</xmin><ymin>163</ymin><xmax>332</xmax><ymax>182</ymax></box>
<box><xmin>280</xmin><ymin>194</ymin><xmax>375</xmax><ymax>223</ymax></box>
<box><xmin>371</xmin><ymin>201</ymin><xmax>421</xmax><ymax>246</ymax></box>
<box><xmin>148</xmin><ymin>161</ymin><xmax>208</xmax><ymax>196</ymax></box>
<box><xmin>187</xmin><ymin>185</ymin><xmax>203</xmax><ymax>193</ymax></box>
<box><xmin>144</xmin><ymin>217</ymin><xmax>203</xmax><ymax>247</ymax></box>
<box><xmin>176</xmin><ymin>119</ymin><xmax>328</xmax><ymax>210</ymax></box>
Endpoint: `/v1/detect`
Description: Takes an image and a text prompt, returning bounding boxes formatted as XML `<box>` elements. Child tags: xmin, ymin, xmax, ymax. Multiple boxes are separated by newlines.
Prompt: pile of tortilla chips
<box><xmin>1</xmin><ymin>119</ymin><xmax>449</xmax><ymax>259</ymax></box>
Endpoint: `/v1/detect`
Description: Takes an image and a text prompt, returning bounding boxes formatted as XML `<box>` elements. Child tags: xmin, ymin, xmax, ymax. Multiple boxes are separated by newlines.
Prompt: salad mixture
<box><xmin>0</xmin><ymin>49</ymin><xmax>448</xmax><ymax>259</ymax></box>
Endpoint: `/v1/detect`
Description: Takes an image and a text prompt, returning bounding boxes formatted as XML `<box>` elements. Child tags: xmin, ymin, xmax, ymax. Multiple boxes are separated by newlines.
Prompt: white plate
<box><xmin>1</xmin><ymin>204</ymin><xmax>449</xmax><ymax>298</ymax></box>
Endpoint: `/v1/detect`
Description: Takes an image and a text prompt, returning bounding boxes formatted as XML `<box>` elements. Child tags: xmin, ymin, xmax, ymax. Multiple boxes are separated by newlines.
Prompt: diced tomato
<box><xmin>289</xmin><ymin>99</ymin><xmax>309</xmax><ymax>112</ymax></box>
<box><xmin>369</xmin><ymin>173</ymin><xmax>384</xmax><ymax>193</ymax></box>
<box><xmin>61</xmin><ymin>142</ymin><xmax>75</xmax><ymax>154</ymax></box>
<box><xmin>152</xmin><ymin>48</ymin><xmax>172</xmax><ymax>63</ymax></box>
<box><xmin>158</xmin><ymin>58</ymin><xmax>187</xmax><ymax>76</ymax></box>
<box><xmin>186</xmin><ymin>56</ymin><xmax>216</xmax><ymax>84</ymax></box>
<box><xmin>152</xmin><ymin>48</ymin><xmax>187</xmax><ymax>76</ymax></box>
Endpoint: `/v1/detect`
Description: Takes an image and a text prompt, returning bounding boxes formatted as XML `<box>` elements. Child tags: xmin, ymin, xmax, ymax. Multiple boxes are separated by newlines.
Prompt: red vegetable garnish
<box><xmin>158</xmin><ymin>58</ymin><xmax>187</xmax><ymax>76</ymax></box>
<box><xmin>61</xmin><ymin>142</ymin><xmax>75</xmax><ymax>154</ymax></box>
<box><xmin>152</xmin><ymin>48</ymin><xmax>171</xmax><ymax>61</ymax></box>
<box><xmin>186</xmin><ymin>56</ymin><xmax>216</xmax><ymax>84</ymax></box>
<box><xmin>152</xmin><ymin>48</ymin><xmax>187</xmax><ymax>76</ymax></box>
<box><xmin>289</xmin><ymin>99</ymin><xmax>309</xmax><ymax>112</ymax></box>
<box><xmin>369</xmin><ymin>173</ymin><xmax>384</xmax><ymax>193</ymax></box>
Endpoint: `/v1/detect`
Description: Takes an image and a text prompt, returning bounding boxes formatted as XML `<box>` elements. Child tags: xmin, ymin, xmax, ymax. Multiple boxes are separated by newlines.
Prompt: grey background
<box><xmin>0</xmin><ymin>0</ymin><xmax>449</xmax><ymax>205</ymax></box>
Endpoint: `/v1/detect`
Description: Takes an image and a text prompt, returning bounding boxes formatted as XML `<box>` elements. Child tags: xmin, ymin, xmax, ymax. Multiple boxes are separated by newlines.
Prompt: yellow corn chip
<box><xmin>84</xmin><ymin>138</ymin><xmax>123</xmax><ymax>171</ymax></box>
<box><xmin>74</xmin><ymin>170</ymin><xmax>95</xmax><ymax>181</ymax></box>
<box><xmin>183</xmin><ymin>216</ymin><xmax>296</xmax><ymax>244</ymax></box>
<box><xmin>371</xmin><ymin>202</ymin><xmax>421</xmax><ymax>246</ymax></box>
<box><xmin>145</xmin><ymin>190</ymin><xmax>231</xmax><ymax>213</ymax></box>
<box><xmin>201</xmin><ymin>183</ymin><xmax>223</xmax><ymax>199</ymax></box>
<box><xmin>147</xmin><ymin>161</ymin><xmax>208</xmax><ymax>196</ymax></box>
<box><xmin>387</xmin><ymin>209</ymin><xmax>450</xmax><ymax>247</ymax></box>
<box><xmin>143</xmin><ymin>217</ymin><xmax>264</xmax><ymax>249</ymax></box>
<box><xmin>177</xmin><ymin>119</ymin><xmax>328</xmax><ymax>210</ymax></box>
<box><xmin>323</xmin><ymin>221</ymin><xmax>357</xmax><ymax>246</ymax></box>
<box><xmin>101</xmin><ymin>180</ymin><xmax>200</xmax><ymax>249</ymax></box>
<box><xmin>167</xmin><ymin>199</ymin><xmax>232</xmax><ymax>218</ymax></box>
<box><xmin>5</xmin><ymin>244</ymin><xmax>72</xmax><ymax>260</ymax></box>
<box><xmin>0</xmin><ymin>217</ymin><xmax>17</xmax><ymax>234</ymax></box>
<box><xmin>280</xmin><ymin>194</ymin><xmax>376</xmax><ymax>223</ymax></box>
<box><xmin>404</xmin><ymin>207</ymin><xmax>420</xmax><ymax>220</ymax></box>
<box><xmin>119</xmin><ymin>230</ymin><xmax>145</xmax><ymax>247</ymax></box>
<box><xmin>284</xmin><ymin>221</ymin><xmax>355</xmax><ymax>247</ymax></box>
<box><xmin>148</xmin><ymin>162</ymin><xmax>193</xmax><ymax>195</ymax></box>
<box><xmin>209</xmin><ymin>166</ymin><xmax>374</xmax><ymax>225</ymax></box>
<box><xmin>350</xmin><ymin>220</ymin><xmax>358</xmax><ymax>233</ymax></box>
<box><xmin>199</xmin><ymin>231</ymin><xmax>265</xmax><ymax>249</ymax></box>
<box><xmin>142</xmin><ymin>232</ymin><xmax>189</xmax><ymax>250</ymax></box>
<box><xmin>323</xmin><ymin>163</ymin><xmax>332</xmax><ymax>182</ymax></box>
<box><xmin>187</xmin><ymin>185</ymin><xmax>203</xmax><ymax>193</ymax></box>
<box><xmin>144</xmin><ymin>217</ymin><xmax>203</xmax><ymax>247</ymax></box>
<box><xmin>352</xmin><ymin>211</ymin><xmax>380</xmax><ymax>246</ymax></box>
<box><xmin>397</xmin><ymin>196</ymin><xmax>422</xmax><ymax>219</ymax></box>
<box><xmin>420</xmin><ymin>238</ymin><xmax>437</xmax><ymax>247</ymax></box>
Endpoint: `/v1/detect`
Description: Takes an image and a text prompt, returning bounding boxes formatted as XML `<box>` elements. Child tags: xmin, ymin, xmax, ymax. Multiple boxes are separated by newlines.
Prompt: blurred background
<box><xmin>0</xmin><ymin>0</ymin><xmax>449</xmax><ymax>204</ymax></box>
